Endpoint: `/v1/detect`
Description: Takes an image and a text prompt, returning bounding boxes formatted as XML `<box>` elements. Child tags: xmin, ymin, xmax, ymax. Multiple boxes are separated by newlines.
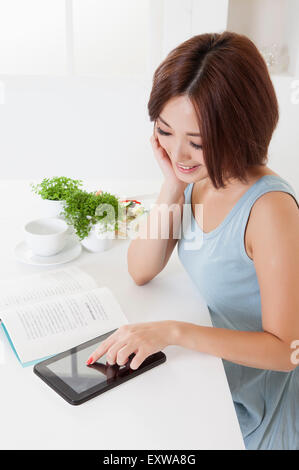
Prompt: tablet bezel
<box><xmin>33</xmin><ymin>329</ymin><xmax>166</xmax><ymax>405</ymax></box>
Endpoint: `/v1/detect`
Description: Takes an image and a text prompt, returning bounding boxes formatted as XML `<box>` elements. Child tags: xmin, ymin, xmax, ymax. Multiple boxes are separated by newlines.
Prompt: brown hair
<box><xmin>147</xmin><ymin>31</ymin><xmax>279</xmax><ymax>189</ymax></box>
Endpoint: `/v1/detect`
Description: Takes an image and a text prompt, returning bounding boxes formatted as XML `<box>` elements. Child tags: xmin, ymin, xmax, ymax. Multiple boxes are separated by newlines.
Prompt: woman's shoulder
<box><xmin>252</xmin><ymin>168</ymin><xmax>298</xmax><ymax>210</ymax></box>
<box><xmin>246</xmin><ymin>172</ymin><xmax>299</xmax><ymax>258</ymax></box>
<box><xmin>251</xmin><ymin>189</ymin><xmax>299</xmax><ymax>216</ymax></box>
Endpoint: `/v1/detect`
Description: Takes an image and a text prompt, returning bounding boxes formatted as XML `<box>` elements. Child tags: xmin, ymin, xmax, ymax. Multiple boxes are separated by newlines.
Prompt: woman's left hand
<box><xmin>86</xmin><ymin>321</ymin><xmax>176</xmax><ymax>370</ymax></box>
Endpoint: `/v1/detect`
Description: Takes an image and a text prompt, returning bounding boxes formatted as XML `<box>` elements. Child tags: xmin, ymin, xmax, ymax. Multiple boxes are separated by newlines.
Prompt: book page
<box><xmin>0</xmin><ymin>266</ymin><xmax>98</xmax><ymax>313</ymax></box>
<box><xmin>1</xmin><ymin>287</ymin><xmax>128</xmax><ymax>364</ymax></box>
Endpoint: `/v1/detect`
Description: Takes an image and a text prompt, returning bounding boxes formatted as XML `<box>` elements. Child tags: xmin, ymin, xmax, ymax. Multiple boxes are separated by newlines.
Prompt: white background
<box><xmin>0</xmin><ymin>0</ymin><xmax>298</xmax><ymax>194</ymax></box>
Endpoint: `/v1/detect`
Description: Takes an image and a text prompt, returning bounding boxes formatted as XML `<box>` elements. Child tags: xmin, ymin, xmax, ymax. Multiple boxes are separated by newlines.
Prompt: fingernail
<box><xmin>86</xmin><ymin>357</ymin><xmax>93</xmax><ymax>365</ymax></box>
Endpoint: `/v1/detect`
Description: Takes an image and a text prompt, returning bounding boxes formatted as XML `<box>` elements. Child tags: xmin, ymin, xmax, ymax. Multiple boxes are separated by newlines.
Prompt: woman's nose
<box><xmin>170</xmin><ymin>142</ymin><xmax>190</xmax><ymax>160</ymax></box>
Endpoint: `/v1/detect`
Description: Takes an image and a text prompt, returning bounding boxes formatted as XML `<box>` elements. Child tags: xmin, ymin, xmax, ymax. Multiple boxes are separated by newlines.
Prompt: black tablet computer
<box><xmin>33</xmin><ymin>329</ymin><xmax>166</xmax><ymax>405</ymax></box>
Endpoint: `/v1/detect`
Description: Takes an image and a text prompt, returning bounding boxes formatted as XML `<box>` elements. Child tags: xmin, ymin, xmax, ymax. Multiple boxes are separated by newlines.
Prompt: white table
<box><xmin>0</xmin><ymin>180</ymin><xmax>245</xmax><ymax>450</ymax></box>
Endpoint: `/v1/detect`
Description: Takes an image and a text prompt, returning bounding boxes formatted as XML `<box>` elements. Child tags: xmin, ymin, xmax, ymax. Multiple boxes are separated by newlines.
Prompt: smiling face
<box><xmin>155</xmin><ymin>95</ymin><xmax>208</xmax><ymax>182</ymax></box>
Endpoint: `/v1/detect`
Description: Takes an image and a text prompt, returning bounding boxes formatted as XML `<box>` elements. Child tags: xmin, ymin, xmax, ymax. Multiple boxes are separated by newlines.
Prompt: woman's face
<box><xmin>155</xmin><ymin>95</ymin><xmax>208</xmax><ymax>182</ymax></box>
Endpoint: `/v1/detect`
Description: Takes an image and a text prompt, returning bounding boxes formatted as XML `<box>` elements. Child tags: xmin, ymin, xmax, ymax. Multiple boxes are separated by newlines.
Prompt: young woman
<box><xmin>88</xmin><ymin>32</ymin><xmax>299</xmax><ymax>450</ymax></box>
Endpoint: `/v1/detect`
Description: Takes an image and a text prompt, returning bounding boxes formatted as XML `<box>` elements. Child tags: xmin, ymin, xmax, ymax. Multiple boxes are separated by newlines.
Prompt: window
<box><xmin>0</xmin><ymin>0</ymin><xmax>152</xmax><ymax>77</ymax></box>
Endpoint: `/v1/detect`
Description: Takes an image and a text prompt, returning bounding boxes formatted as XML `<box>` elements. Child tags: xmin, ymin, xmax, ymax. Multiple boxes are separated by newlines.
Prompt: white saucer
<box><xmin>14</xmin><ymin>235</ymin><xmax>82</xmax><ymax>266</ymax></box>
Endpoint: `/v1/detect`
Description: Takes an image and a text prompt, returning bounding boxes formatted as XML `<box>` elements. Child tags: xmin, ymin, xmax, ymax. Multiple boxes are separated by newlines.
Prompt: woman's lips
<box><xmin>176</xmin><ymin>163</ymin><xmax>201</xmax><ymax>173</ymax></box>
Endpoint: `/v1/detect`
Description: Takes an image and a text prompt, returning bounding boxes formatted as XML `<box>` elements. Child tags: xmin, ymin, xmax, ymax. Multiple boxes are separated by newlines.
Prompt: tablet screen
<box><xmin>47</xmin><ymin>343</ymin><xmax>113</xmax><ymax>394</ymax></box>
<box><xmin>34</xmin><ymin>331</ymin><xmax>166</xmax><ymax>405</ymax></box>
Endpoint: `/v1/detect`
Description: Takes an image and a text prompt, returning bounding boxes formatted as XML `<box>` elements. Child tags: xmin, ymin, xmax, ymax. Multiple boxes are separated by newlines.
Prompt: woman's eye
<box><xmin>157</xmin><ymin>126</ymin><xmax>202</xmax><ymax>150</ymax></box>
<box><xmin>190</xmin><ymin>142</ymin><xmax>202</xmax><ymax>150</ymax></box>
<box><xmin>157</xmin><ymin>126</ymin><xmax>170</xmax><ymax>136</ymax></box>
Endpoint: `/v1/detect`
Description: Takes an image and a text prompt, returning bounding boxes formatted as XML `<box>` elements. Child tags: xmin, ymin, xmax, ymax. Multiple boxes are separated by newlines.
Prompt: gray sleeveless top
<box><xmin>177</xmin><ymin>175</ymin><xmax>299</xmax><ymax>449</ymax></box>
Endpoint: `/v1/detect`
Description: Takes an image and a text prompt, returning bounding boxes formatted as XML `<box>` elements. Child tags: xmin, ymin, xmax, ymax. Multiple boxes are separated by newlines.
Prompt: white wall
<box><xmin>0</xmin><ymin>0</ymin><xmax>298</xmax><ymax>195</ymax></box>
<box><xmin>0</xmin><ymin>75</ymin><xmax>159</xmax><ymax>182</ymax></box>
<box><xmin>269</xmin><ymin>76</ymin><xmax>299</xmax><ymax>194</ymax></box>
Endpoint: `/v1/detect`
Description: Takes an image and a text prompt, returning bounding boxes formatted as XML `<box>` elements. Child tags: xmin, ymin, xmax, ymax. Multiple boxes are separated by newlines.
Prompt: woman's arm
<box><xmin>88</xmin><ymin>190</ymin><xmax>299</xmax><ymax>372</ymax></box>
<box><xmin>174</xmin><ymin>190</ymin><xmax>299</xmax><ymax>372</ymax></box>
<box><xmin>127</xmin><ymin>181</ymin><xmax>184</xmax><ymax>285</ymax></box>
<box><xmin>128</xmin><ymin>129</ymin><xmax>187</xmax><ymax>286</ymax></box>
<box><xmin>172</xmin><ymin>323</ymin><xmax>297</xmax><ymax>372</ymax></box>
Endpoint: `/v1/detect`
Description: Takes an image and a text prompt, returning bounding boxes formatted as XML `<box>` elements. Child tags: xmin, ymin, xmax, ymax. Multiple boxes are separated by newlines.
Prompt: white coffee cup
<box><xmin>24</xmin><ymin>217</ymin><xmax>69</xmax><ymax>257</ymax></box>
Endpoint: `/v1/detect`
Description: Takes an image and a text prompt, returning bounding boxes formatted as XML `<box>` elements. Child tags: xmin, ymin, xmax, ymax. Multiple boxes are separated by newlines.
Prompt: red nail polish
<box><xmin>86</xmin><ymin>357</ymin><xmax>93</xmax><ymax>365</ymax></box>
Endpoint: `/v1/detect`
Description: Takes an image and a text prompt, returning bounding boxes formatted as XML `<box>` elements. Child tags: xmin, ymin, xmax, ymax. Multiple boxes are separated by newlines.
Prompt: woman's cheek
<box><xmin>159</xmin><ymin>139</ymin><xmax>171</xmax><ymax>157</ymax></box>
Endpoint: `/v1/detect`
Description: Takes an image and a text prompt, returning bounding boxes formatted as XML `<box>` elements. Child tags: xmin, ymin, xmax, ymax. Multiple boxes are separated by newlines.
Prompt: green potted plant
<box><xmin>61</xmin><ymin>189</ymin><xmax>125</xmax><ymax>252</ymax></box>
<box><xmin>30</xmin><ymin>176</ymin><xmax>83</xmax><ymax>219</ymax></box>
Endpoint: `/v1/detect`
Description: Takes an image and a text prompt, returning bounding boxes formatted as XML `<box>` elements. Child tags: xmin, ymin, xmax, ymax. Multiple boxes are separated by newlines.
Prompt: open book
<box><xmin>0</xmin><ymin>266</ymin><xmax>128</xmax><ymax>367</ymax></box>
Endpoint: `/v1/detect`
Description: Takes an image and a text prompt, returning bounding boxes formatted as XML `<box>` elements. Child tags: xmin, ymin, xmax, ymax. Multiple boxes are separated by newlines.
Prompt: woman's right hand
<box><xmin>150</xmin><ymin>122</ymin><xmax>188</xmax><ymax>195</ymax></box>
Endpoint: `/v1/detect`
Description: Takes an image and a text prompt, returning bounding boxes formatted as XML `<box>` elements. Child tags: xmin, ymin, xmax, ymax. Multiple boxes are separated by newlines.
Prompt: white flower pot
<box><xmin>81</xmin><ymin>226</ymin><xmax>115</xmax><ymax>253</ymax></box>
<box><xmin>39</xmin><ymin>198</ymin><xmax>65</xmax><ymax>219</ymax></box>
<box><xmin>37</xmin><ymin>198</ymin><xmax>76</xmax><ymax>236</ymax></box>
